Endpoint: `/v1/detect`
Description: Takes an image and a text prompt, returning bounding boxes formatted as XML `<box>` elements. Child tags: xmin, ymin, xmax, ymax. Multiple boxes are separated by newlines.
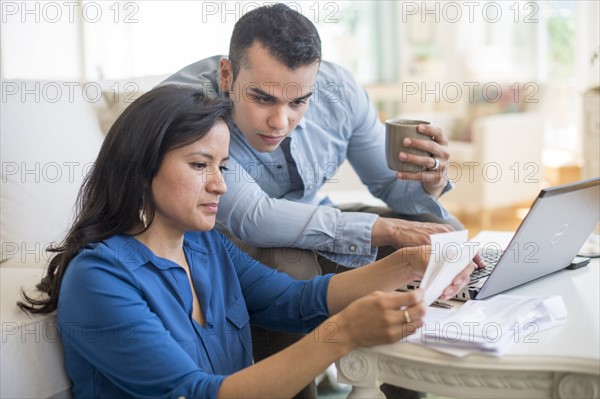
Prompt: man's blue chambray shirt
<box><xmin>57</xmin><ymin>231</ymin><xmax>331</xmax><ymax>398</ymax></box>
<box><xmin>163</xmin><ymin>56</ymin><xmax>452</xmax><ymax>268</ymax></box>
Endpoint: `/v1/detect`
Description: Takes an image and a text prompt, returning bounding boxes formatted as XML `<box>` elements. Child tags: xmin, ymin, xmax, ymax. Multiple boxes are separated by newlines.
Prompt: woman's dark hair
<box><xmin>18</xmin><ymin>85</ymin><xmax>232</xmax><ymax>314</ymax></box>
<box><xmin>229</xmin><ymin>3</ymin><xmax>322</xmax><ymax>80</ymax></box>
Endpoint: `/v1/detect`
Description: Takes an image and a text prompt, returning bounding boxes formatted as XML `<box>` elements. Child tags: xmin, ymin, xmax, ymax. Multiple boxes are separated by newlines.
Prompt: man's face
<box><xmin>220</xmin><ymin>43</ymin><xmax>319</xmax><ymax>152</ymax></box>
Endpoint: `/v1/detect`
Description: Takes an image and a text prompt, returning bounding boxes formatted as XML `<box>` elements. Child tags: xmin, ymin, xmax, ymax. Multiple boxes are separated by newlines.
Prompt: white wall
<box><xmin>0</xmin><ymin>0</ymin><xmax>360</xmax><ymax>81</ymax></box>
<box><xmin>1</xmin><ymin>1</ymin><xmax>236</xmax><ymax>81</ymax></box>
<box><xmin>576</xmin><ymin>0</ymin><xmax>600</xmax><ymax>90</ymax></box>
<box><xmin>1</xmin><ymin>1</ymin><xmax>83</xmax><ymax>79</ymax></box>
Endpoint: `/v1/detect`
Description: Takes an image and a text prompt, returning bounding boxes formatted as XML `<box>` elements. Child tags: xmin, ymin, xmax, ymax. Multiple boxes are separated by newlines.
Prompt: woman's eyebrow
<box><xmin>185</xmin><ymin>152</ymin><xmax>230</xmax><ymax>162</ymax></box>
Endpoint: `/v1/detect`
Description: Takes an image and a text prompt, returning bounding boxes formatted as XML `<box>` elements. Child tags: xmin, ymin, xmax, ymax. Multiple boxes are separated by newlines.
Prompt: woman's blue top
<box><xmin>57</xmin><ymin>230</ymin><xmax>332</xmax><ymax>398</ymax></box>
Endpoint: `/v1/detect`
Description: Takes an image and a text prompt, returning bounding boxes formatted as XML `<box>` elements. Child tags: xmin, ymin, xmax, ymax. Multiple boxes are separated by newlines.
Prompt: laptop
<box><xmin>406</xmin><ymin>177</ymin><xmax>600</xmax><ymax>301</ymax></box>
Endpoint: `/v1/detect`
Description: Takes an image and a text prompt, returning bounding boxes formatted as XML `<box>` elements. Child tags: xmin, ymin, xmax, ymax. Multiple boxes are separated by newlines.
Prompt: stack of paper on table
<box><xmin>407</xmin><ymin>231</ymin><xmax>568</xmax><ymax>356</ymax></box>
<box><xmin>408</xmin><ymin>295</ymin><xmax>567</xmax><ymax>356</ymax></box>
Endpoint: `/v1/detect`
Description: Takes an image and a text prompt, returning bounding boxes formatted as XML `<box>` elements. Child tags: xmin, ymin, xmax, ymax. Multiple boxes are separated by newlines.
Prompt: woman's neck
<box><xmin>134</xmin><ymin>224</ymin><xmax>185</xmax><ymax>261</ymax></box>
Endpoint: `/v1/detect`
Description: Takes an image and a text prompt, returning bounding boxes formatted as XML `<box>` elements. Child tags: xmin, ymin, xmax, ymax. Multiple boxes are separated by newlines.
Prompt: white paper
<box><xmin>420</xmin><ymin>230</ymin><xmax>479</xmax><ymax>306</ymax></box>
<box><xmin>407</xmin><ymin>295</ymin><xmax>567</xmax><ymax>357</ymax></box>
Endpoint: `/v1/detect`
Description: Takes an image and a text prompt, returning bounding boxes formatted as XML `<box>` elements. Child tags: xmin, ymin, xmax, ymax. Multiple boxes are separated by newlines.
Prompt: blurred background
<box><xmin>2</xmin><ymin>0</ymin><xmax>599</xmax><ymax>233</ymax></box>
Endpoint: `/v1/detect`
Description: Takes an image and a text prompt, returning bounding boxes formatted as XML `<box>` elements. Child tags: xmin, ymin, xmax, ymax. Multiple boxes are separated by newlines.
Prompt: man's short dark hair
<box><xmin>229</xmin><ymin>3</ymin><xmax>322</xmax><ymax>80</ymax></box>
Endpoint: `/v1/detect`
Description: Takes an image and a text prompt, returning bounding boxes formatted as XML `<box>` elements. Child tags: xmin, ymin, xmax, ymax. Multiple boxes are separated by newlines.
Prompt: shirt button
<box><xmin>349</xmin><ymin>245</ymin><xmax>356</xmax><ymax>252</ymax></box>
<box><xmin>307</xmin><ymin>184</ymin><xmax>313</xmax><ymax>191</ymax></box>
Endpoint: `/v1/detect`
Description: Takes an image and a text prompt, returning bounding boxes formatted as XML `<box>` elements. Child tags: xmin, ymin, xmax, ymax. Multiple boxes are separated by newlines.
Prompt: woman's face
<box><xmin>150</xmin><ymin>121</ymin><xmax>230</xmax><ymax>235</ymax></box>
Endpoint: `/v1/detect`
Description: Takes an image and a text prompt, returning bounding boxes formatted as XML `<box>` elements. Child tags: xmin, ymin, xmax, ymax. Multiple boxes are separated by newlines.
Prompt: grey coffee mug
<box><xmin>385</xmin><ymin>119</ymin><xmax>432</xmax><ymax>173</ymax></box>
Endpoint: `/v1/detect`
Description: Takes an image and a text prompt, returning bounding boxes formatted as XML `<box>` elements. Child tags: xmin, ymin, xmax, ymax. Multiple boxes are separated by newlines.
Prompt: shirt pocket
<box><xmin>225</xmin><ymin>296</ymin><xmax>252</xmax><ymax>359</ymax></box>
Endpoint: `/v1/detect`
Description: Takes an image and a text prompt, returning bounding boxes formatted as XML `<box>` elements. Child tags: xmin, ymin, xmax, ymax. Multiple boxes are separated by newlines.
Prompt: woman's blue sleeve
<box><xmin>221</xmin><ymin>235</ymin><xmax>333</xmax><ymax>333</ymax></box>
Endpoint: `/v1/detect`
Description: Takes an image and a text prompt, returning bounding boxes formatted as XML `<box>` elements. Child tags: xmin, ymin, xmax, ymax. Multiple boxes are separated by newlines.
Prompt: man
<box><xmin>163</xmin><ymin>4</ymin><xmax>464</xmax><ymax>398</ymax></box>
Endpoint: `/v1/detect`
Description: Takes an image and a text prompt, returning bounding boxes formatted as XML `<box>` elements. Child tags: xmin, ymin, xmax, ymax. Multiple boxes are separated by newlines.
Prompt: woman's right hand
<box><xmin>333</xmin><ymin>289</ymin><xmax>425</xmax><ymax>349</ymax></box>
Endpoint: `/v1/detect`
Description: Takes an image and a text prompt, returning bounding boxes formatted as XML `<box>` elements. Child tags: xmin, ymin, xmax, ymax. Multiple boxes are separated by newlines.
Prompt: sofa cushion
<box><xmin>1</xmin><ymin>80</ymin><xmax>105</xmax><ymax>268</ymax></box>
<box><xmin>0</xmin><ymin>267</ymin><xmax>71</xmax><ymax>398</ymax></box>
<box><xmin>94</xmin><ymin>75</ymin><xmax>167</xmax><ymax>135</ymax></box>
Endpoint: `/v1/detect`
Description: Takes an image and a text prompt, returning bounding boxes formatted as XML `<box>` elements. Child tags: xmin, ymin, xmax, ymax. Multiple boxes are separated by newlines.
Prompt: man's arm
<box><xmin>340</xmin><ymin>66</ymin><xmax>453</xmax><ymax>219</ymax></box>
<box><xmin>326</xmin><ymin>65</ymin><xmax>456</xmax><ymax>247</ymax></box>
<box><xmin>218</xmin><ymin>156</ymin><xmax>379</xmax><ymax>266</ymax></box>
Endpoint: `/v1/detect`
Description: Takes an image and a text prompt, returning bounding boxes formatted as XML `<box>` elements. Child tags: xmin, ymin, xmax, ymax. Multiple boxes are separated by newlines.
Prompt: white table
<box><xmin>336</xmin><ymin>231</ymin><xmax>600</xmax><ymax>399</ymax></box>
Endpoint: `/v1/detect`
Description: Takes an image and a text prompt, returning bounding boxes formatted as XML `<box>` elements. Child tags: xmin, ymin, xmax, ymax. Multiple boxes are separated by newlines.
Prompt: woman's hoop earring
<box><xmin>139</xmin><ymin>192</ymin><xmax>148</xmax><ymax>228</ymax></box>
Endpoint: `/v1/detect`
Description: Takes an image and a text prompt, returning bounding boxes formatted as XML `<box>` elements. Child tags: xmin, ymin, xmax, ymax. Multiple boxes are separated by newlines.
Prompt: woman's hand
<box><xmin>333</xmin><ymin>289</ymin><xmax>425</xmax><ymax>349</ymax></box>
<box><xmin>326</xmin><ymin>245</ymin><xmax>481</xmax><ymax>323</ymax></box>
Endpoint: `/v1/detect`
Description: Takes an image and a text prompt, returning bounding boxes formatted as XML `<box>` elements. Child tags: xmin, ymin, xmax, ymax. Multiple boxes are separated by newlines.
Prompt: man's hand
<box><xmin>440</xmin><ymin>260</ymin><xmax>478</xmax><ymax>300</ymax></box>
<box><xmin>371</xmin><ymin>217</ymin><xmax>454</xmax><ymax>248</ymax></box>
<box><xmin>388</xmin><ymin>246</ymin><xmax>482</xmax><ymax>301</ymax></box>
<box><xmin>395</xmin><ymin>123</ymin><xmax>450</xmax><ymax>198</ymax></box>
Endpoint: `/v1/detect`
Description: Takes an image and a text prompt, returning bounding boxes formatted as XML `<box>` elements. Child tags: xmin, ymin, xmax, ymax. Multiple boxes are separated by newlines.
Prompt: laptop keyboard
<box><xmin>469</xmin><ymin>249</ymin><xmax>503</xmax><ymax>283</ymax></box>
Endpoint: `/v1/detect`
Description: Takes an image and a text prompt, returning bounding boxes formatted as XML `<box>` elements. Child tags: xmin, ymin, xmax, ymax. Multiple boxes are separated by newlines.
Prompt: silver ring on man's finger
<box><xmin>430</xmin><ymin>157</ymin><xmax>440</xmax><ymax>171</ymax></box>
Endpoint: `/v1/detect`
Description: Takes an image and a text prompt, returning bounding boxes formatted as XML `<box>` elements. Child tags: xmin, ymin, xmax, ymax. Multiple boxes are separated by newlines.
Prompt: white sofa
<box><xmin>0</xmin><ymin>77</ymin><xmax>164</xmax><ymax>398</ymax></box>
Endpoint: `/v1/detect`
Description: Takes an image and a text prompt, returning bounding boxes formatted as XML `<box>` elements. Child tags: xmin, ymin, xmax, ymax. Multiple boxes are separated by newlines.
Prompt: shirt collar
<box><xmin>297</xmin><ymin>116</ymin><xmax>307</xmax><ymax>130</ymax></box>
<box><xmin>102</xmin><ymin>232</ymin><xmax>210</xmax><ymax>271</ymax></box>
<box><xmin>101</xmin><ymin>235</ymin><xmax>153</xmax><ymax>270</ymax></box>
<box><xmin>229</xmin><ymin>117</ymin><xmax>306</xmax><ymax>146</ymax></box>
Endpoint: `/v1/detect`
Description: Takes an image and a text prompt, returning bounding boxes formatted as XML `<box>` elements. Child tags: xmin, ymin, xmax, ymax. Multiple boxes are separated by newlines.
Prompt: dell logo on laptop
<box><xmin>551</xmin><ymin>224</ymin><xmax>569</xmax><ymax>244</ymax></box>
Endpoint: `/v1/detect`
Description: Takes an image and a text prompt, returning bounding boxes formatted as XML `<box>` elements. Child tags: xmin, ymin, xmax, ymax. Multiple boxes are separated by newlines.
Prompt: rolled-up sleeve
<box><xmin>218</xmin><ymin>156</ymin><xmax>378</xmax><ymax>267</ymax></box>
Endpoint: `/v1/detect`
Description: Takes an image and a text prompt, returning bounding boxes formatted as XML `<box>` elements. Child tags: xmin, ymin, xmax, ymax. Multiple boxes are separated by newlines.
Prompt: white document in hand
<box><xmin>420</xmin><ymin>230</ymin><xmax>479</xmax><ymax>306</ymax></box>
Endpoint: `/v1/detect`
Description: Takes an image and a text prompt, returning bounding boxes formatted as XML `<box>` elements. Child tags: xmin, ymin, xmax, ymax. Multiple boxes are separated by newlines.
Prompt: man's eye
<box><xmin>292</xmin><ymin>99</ymin><xmax>307</xmax><ymax>107</ymax></box>
<box><xmin>253</xmin><ymin>95</ymin><xmax>272</xmax><ymax>104</ymax></box>
<box><xmin>219</xmin><ymin>165</ymin><xmax>229</xmax><ymax>172</ymax></box>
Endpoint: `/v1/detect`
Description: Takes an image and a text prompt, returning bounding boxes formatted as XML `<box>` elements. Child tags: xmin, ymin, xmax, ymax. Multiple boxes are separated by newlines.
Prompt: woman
<box><xmin>20</xmin><ymin>85</ymin><xmax>475</xmax><ymax>398</ymax></box>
